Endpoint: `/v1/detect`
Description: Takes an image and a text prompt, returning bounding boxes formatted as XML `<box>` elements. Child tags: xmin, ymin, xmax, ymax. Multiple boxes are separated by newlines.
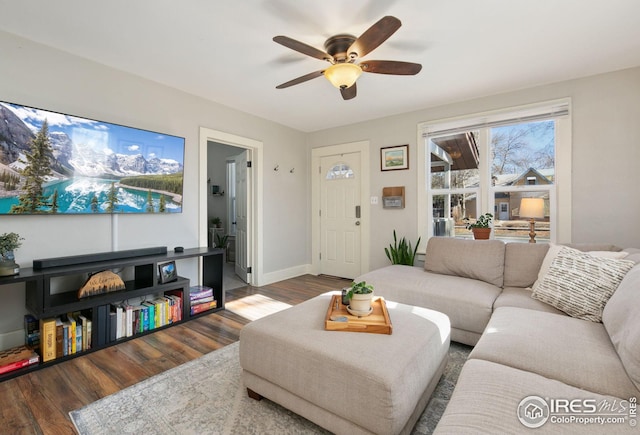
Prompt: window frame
<box><xmin>417</xmin><ymin>99</ymin><xmax>572</xmax><ymax>249</ymax></box>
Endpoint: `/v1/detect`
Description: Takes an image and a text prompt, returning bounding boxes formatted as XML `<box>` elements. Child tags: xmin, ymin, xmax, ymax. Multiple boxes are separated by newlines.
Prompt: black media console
<box><xmin>0</xmin><ymin>247</ymin><xmax>224</xmax><ymax>381</ymax></box>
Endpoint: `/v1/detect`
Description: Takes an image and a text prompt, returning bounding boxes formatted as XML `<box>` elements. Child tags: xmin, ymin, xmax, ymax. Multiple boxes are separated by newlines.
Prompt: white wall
<box><xmin>0</xmin><ymin>31</ymin><xmax>308</xmax><ymax>346</ymax></box>
<box><xmin>307</xmin><ymin>67</ymin><xmax>640</xmax><ymax>271</ymax></box>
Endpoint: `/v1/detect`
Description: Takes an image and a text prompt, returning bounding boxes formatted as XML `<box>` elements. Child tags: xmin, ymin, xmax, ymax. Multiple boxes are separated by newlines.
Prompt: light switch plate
<box><xmin>370</xmin><ymin>196</ymin><xmax>378</xmax><ymax>205</ymax></box>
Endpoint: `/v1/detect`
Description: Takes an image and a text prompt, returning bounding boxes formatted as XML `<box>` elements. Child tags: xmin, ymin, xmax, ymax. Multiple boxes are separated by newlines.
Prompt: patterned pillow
<box><xmin>531</xmin><ymin>246</ymin><xmax>635</xmax><ymax>322</ymax></box>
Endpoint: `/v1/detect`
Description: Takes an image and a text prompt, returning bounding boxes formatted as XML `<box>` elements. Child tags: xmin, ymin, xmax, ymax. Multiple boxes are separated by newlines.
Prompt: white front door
<box><xmin>233</xmin><ymin>150</ymin><xmax>250</xmax><ymax>282</ymax></box>
<box><xmin>320</xmin><ymin>152</ymin><xmax>361</xmax><ymax>279</ymax></box>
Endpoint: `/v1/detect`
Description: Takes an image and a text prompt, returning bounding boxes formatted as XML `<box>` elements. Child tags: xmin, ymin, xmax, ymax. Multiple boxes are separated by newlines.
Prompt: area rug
<box><xmin>70</xmin><ymin>341</ymin><xmax>471</xmax><ymax>435</ymax></box>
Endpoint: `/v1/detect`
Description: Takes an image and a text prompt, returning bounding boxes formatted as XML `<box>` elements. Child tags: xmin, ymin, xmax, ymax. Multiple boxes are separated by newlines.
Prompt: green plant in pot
<box><xmin>463</xmin><ymin>213</ymin><xmax>493</xmax><ymax>240</ymax></box>
<box><xmin>346</xmin><ymin>280</ymin><xmax>374</xmax><ymax>315</ymax></box>
<box><xmin>0</xmin><ymin>232</ymin><xmax>23</xmax><ymax>276</ymax></box>
<box><xmin>214</xmin><ymin>233</ymin><xmax>229</xmax><ymax>249</ymax></box>
<box><xmin>385</xmin><ymin>230</ymin><xmax>421</xmax><ymax>265</ymax></box>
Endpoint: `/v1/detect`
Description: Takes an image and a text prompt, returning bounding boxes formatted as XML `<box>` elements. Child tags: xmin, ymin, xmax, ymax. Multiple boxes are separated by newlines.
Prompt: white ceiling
<box><xmin>1</xmin><ymin>0</ymin><xmax>639</xmax><ymax>132</ymax></box>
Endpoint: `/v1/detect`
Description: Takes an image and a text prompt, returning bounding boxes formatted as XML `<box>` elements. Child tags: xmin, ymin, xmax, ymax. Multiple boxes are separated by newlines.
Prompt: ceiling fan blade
<box><xmin>273</xmin><ymin>36</ymin><xmax>333</xmax><ymax>62</ymax></box>
<box><xmin>340</xmin><ymin>83</ymin><xmax>357</xmax><ymax>100</ymax></box>
<box><xmin>348</xmin><ymin>16</ymin><xmax>401</xmax><ymax>59</ymax></box>
<box><xmin>276</xmin><ymin>70</ymin><xmax>324</xmax><ymax>89</ymax></box>
<box><xmin>360</xmin><ymin>60</ymin><xmax>422</xmax><ymax>75</ymax></box>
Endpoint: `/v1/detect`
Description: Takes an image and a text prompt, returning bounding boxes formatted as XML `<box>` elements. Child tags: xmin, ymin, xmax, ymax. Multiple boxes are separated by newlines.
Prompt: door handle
<box><xmin>355</xmin><ymin>205</ymin><xmax>361</xmax><ymax>218</ymax></box>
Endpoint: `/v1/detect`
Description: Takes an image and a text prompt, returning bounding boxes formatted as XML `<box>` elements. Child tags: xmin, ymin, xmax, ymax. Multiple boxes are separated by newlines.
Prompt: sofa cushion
<box><xmin>622</xmin><ymin>247</ymin><xmax>640</xmax><ymax>264</ymax></box>
<box><xmin>434</xmin><ymin>359</ymin><xmax>636</xmax><ymax>434</ymax></box>
<box><xmin>424</xmin><ymin>237</ymin><xmax>505</xmax><ymax>287</ymax></box>
<box><xmin>357</xmin><ymin>264</ymin><xmax>502</xmax><ymax>343</ymax></box>
<box><xmin>470</xmin><ymin>307</ymin><xmax>639</xmax><ymax>399</ymax></box>
<box><xmin>531</xmin><ymin>246</ymin><xmax>635</xmax><ymax>322</ymax></box>
<box><xmin>503</xmin><ymin>242</ymin><xmax>549</xmax><ymax>288</ymax></box>
<box><xmin>603</xmin><ymin>264</ymin><xmax>640</xmax><ymax>391</ymax></box>
<box><xmin>493</xmin><ymin>287</ymin><xmax>565</xmax><ymax>315</ymax></box>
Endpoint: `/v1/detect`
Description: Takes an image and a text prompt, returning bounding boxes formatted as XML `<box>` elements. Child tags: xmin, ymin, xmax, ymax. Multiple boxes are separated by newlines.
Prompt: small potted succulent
<box><xmin>463</xmin><ymin>213</ymin><xmax>493</xmax><ymax>240</ymax></box>
<box><xmin>346</xmin><ymin>280</ymin><xmax>374</xmax><ymax>315</ymax></box>
<box><xmin>0</xmin><ymin>232</ymin><xmax>24</xmax><ymax>276</ymax></box>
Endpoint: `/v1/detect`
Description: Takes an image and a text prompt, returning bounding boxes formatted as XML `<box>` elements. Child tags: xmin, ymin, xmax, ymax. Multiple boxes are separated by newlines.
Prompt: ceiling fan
<box><xmin>273</xmin><ymin>16</ymin><xmax>422</xmax><ymax>100</ymax></box>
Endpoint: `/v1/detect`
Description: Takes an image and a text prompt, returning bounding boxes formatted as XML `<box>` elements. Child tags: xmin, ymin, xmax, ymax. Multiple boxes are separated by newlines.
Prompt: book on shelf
<box><xmin>190</xmin><ymin>285</ymin><xmax>213</xmax><ymax>301</ymax></box>
<box><xmin>96</xmin><ymin>305</ymin><xmax>109</xmax><ymax>347</ymax></box>
<box><xmin>165</xmin><ymin>290</ymin><xmax>184</xmax><ymax>322</ymax></box>
<box><xmin>190</xmin><ymin>295</ymin><xmax>214</xmax><ymax>304</ymax></box>
<box><xmin>78</xmin><ymin>314</ymin><xmax>89</xmax><ymax>351</ymax></box>
<box><xmin>55</xmin><ymin>318</ymin><xmax>64</xmax><ymax>359</ymax></box>
<box><xmin>39</xmin><ymin>318</ymin><xmax>57</xmax><ymax>362</ymax></box>
<box><xmin>142</xmin><ymin>301</ymin><xmax>155</xmax><ymax>330</ymax></box>
<box><xmin>190</xmin><ymin>300</ymin><xmax>217</xmax><ymax>315</ymax></box>
<box><xmin>125</xmin><ymin>305</ymin><xmax>133</xmax><ymax>338</ymax></box>
<box><xmin>112</xmin><ymin>304</ymin><xmax>124</xmax><ymax>339</ymax></box>
<box><xmin>66</xmin><ymin>313</ymin><xmax>77</xmax><ymax>354</ymax></box>
<box><xmin>140</xmin><ymin>304</ymin><xmax>149</xmax><ymax>332</ymax></box>
<box><xmin>0</xmin><ymin>351</ymin><xmax>39</xmax><ymax>375</ymax></box>
<box><xmin>24</xmin><ymin>314</ymin><xmax>40</xmax><ymax>348</ymax></box>
<box><xmin>86</xmin><ymin>318</ymin><xmax>92</xmax><ymax>350</ymax></box>
<box><xmin>25</xmin><ymin>332</ymin><xmax>40</xmax><ymax>348</ymax></box>
<box><xmin>62</xmin><ymin>320</ymin><xmax>70</xmax><ymax>356</ymax></box>
<box><xmin>152</xmin><ymin>298</ymin><xmax>167</xmax><ymax>327</ymax></box>
<box><xmin>165</xmin><ymin>295</ymin><xmax>182</xmax><ymax>322</ymax></box>
<box><xmin>131</xmin><ymin>305</ymin><xmax>142</xmax><ymax>335</ymax></box>
<box><xmin>108</xmin><ymin>310</ymin><xmax>117</xmax><ymax>342</ymax></box>
<box><xmin>24</xmin><ymin>314</ymin><xmax>38</xmax><ymax>336</ymax></box>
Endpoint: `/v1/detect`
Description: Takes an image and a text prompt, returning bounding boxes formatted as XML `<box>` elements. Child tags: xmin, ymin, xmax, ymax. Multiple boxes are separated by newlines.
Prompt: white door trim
<box><xmin>311</xmin><ymin>141</ymin><xmax>370</xmax><ymax>276</ymax></box>
<box><xmin>199</xmin><ymin>127</ymin><xmax>263</xmax><ymax>286</ymax></box>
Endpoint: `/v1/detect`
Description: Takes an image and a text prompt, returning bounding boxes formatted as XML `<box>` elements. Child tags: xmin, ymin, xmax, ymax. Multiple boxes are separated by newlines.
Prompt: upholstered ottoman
<box><xmin>239</xmin><ymin>292</ymin><xmax>451</xmax><ymax>435</ymax></box>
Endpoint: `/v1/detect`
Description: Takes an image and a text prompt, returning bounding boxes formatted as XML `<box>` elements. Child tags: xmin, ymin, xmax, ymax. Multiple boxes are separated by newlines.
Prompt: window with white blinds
<box><xmin>417</xmin><ymin>99</ymin><xmax>572</xmax><ymax>244</ymax></box>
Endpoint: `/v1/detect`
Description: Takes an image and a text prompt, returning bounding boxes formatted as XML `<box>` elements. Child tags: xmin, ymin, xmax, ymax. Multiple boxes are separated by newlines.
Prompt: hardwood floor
<box><xmin>1</xmin><ymin>274</ymin><xmax>350</xmax><ymax>435</ymax></box>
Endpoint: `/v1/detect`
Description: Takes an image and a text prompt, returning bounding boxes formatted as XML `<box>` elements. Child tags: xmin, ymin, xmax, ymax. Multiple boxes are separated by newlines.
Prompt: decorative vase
<box><xmin>349</xmin><ymin>292</ymin><xmax>373</xmax><ymax>313</ymax></box>
<box><xmin>0</xmin><ymin>251</ymin><xmax>19</xmax><ymax>276</ymax></box>
<box><xmin>472</xmin><ymin>228</ymin><xmax>491</xmax><ymax>240</ymax></box>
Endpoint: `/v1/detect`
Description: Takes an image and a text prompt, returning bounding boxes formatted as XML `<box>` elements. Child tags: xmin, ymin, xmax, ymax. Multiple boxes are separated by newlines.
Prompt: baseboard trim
<box><xmin>260</xmin><ymin>264</ymin><xmax>312</xmax><ymax>286</ymax></box>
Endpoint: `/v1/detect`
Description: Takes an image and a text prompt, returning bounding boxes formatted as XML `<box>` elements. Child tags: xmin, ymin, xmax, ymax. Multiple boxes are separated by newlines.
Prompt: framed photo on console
<box><xmin>158</xmin><ymin>261</ymin><xmax>177</xmax><ymax>283</ymax></box>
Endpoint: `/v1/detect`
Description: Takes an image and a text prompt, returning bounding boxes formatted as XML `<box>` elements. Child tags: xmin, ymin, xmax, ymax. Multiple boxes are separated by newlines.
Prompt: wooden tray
<box><xmin>324</xmin><ymin>294</ymin><xmax>392</xmax><ymax>334</ymax></box>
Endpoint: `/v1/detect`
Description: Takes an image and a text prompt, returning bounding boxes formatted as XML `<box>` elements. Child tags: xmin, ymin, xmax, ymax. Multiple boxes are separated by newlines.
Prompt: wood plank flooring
<box><xmin>1</xmin><ymin>274</ymin><xmax>350</xmax><ymax>435</ymax></box>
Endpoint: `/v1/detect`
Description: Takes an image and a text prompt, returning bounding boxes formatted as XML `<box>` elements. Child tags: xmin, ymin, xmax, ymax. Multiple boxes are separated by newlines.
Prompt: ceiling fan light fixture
<box><xmin>324</xmin><ymin>63</ymin><xmax>362</xmax><ymax>89</ymax></box>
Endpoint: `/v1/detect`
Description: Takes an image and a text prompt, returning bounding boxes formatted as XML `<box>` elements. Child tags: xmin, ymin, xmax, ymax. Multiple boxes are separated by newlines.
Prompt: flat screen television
<box><xmin>0</xmin><ymin>100</ymin><xmax>184</xmax><ymax>214</ymax></box>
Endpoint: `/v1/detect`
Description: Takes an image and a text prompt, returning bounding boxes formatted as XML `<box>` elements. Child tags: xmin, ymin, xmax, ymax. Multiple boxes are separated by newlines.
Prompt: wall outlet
<box><xmin>370</xmin><ymin>196</ymin><xmax>379</xmax><ymax>205</ymax></box>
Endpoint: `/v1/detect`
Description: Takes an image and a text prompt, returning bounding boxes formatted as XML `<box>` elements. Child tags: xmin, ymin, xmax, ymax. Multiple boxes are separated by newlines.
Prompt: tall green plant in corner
<box><xmin>385</xmin><ymin>230</ymin><xmax>421</xmax><ymax>265</ymax></box>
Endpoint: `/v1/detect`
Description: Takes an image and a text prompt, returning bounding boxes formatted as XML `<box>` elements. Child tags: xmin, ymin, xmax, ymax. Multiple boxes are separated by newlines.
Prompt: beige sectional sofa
<box><xmin>357</xmin><ymin>237</ymin><xmax>640</xmax><ymax>433</ymax></box>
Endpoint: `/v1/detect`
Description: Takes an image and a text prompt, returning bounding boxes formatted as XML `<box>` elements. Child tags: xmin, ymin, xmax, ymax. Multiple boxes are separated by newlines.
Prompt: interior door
<box><xmin>320</xmin><ymin>152</ymin><xmax>361</xmax><ymax>279</ymax></box>
<box><xmin>233</xmin><ymin>150</ymin><xmax>250</xmax><ymax>282</ymax></box>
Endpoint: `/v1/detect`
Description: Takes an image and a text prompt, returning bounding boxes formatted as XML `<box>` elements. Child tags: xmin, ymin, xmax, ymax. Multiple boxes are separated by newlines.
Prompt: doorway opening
<box><xmin>199</xmin><ymin>127</ymin><xmax>263</xmax><ymax>287</ymax></box>
<box><xmin>207</xmin><ymin>142</ymin><xmax>249</xmax><ymax>290</ymax></box>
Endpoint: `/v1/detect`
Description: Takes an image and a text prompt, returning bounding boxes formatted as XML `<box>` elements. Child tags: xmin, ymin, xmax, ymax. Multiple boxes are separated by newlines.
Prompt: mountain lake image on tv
<box><xmin>0</xmin><ymin>100</ymin><xmax>185</xmax><ymax>214</ymax></box>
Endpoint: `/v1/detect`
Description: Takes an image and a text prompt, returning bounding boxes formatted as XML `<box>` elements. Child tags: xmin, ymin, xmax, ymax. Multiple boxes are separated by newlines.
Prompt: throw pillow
<box><xmin>531</xmin><ymin>246</ymin><xmax>635</xmax><ymax>322</ymax></box>
<box><xmin>532</xmin><ymin>243</ymin><xmax>629</xmax><ymax>290</ymax></box>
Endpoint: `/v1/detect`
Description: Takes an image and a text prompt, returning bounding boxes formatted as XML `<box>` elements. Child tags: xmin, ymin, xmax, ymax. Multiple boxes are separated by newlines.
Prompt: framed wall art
<box><xmin>380</xmin><ymin>145</ymin><xmax>409</xmax><ymax>171</ymax></box>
